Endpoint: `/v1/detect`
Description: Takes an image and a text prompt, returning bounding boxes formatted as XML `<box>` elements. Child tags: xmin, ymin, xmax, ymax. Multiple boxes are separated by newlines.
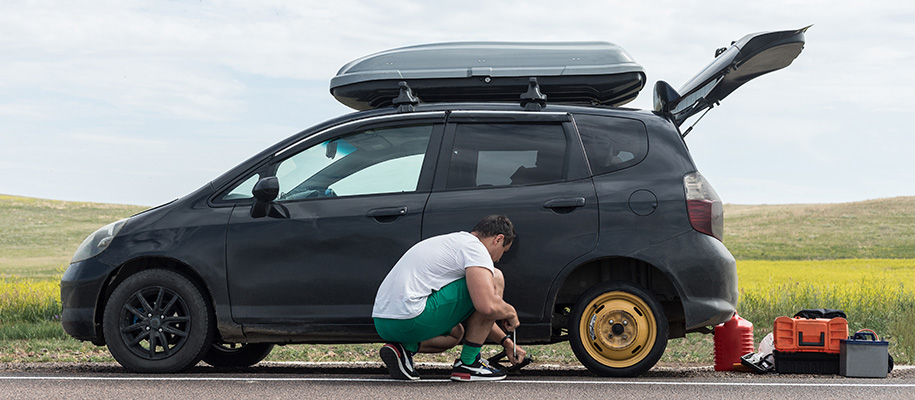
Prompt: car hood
<box><xmin>654</xmin><ymin>26</ymin><xmax>810</xmax><ymax>127</ymax></box>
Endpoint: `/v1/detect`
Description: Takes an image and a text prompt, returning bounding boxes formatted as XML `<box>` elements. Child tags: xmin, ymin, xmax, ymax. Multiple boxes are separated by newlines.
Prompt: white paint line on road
<box><xmin>0</xmin><ymin>376</ymin><xmax>913</xmax><ymax>388</ymax></box>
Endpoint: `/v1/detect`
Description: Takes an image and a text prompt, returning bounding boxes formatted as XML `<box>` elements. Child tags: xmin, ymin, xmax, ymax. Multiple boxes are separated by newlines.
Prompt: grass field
<box><xmin>0</xmin><ymin>195</ymin><xmax>145</xmax><ymax>277</ymax></box>
<box><xmin>1</xmin><ymin>194</ymin><xmax>913</xmax><ymax>365</ymax></box>
<box><xmin>723</xmin><ymin>197</ymin><xmax>915</xmax><ymax>260</ymax></box>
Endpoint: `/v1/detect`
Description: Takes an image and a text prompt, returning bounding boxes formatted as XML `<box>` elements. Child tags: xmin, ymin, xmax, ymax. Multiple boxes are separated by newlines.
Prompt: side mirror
<box><xmin>250</xmin><ymin>177</ymin><xmax>288</xmax><ymax>219</ymax></box>
<box><xmin>252</xmin><ymin>177</ymin><xmax>280</xmax><ymax>202</ymax></box>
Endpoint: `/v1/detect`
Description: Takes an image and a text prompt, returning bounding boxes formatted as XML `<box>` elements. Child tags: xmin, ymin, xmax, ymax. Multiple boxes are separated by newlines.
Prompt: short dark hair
<box><xmin>471</xmin><ymin>215</ymin><xmax>515</xmax><ymax>247</ymax></box>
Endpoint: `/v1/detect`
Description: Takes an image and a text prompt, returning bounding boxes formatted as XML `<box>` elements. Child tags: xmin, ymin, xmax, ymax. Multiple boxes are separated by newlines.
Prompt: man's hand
<box><xmin>503</xmin><ymin>340</ymin><xmax>527</xmax><ymax>365</ymax></box>
<box><xmin>501</xmin><ymin>317</ymin><xmax>520</xmax><ymax>333</ymax></box>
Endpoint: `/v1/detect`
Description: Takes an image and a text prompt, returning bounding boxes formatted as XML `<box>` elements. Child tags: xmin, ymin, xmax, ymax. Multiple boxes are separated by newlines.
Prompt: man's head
<box><xmin>471</xmin><ymin>215</ymin><xmax>515</xmax><ymax>262</ymax></box>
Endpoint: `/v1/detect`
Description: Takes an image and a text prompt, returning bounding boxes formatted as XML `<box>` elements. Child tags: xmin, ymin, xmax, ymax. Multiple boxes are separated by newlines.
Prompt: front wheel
<box><xmin>102</xmin><ymin>269</ymin><xmax>214</xmax><ymax>373</ymax></box>
<box><xmin>202</xmin><ymin>342</ymin><xmax>275</xmax><ymax>367</ymax></box>
<box><xmin>569</xmin><ymin>281</ymin><xmax>668</xmax><ymax>377</ymax></box>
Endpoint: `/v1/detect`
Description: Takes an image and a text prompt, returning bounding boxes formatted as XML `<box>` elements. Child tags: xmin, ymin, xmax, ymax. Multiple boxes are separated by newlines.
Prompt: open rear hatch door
<box><xmin>654</xmin><ymin>26</ymin><xmax>809</xmax><ymax>127</ymax></box>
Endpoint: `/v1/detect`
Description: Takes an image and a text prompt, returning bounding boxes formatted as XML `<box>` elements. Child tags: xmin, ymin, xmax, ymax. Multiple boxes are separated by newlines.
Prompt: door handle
<box><xmin>542</xmin><ymin>197</ymin><xmax>586</xmax><ymax>209</ymax></box>
<box><xmin>367</xmin><ymin>206</ymin><xmax>408</xmax><ymax>218</ymax></box>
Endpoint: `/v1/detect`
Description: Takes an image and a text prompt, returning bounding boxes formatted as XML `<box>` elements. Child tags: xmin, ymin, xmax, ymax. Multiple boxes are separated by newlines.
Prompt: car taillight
<box><xmin>683</xmin><ymin>172</ymin><xmax>723</xmax><ymax>241</ymax></box>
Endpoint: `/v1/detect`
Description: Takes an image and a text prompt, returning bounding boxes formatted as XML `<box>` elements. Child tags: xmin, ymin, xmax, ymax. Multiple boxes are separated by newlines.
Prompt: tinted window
<box><xmin>446</xmin><ymin>123</ymin><xmax>566</xmax><ymax>189</ymax></box>
<box><xmin>575</xmin><ymin>114</ymin><xmax>648</xmax><ymax>175</ymax></box>
<box><xmin>275</xmin><ymin>124</ymin><xmax>433</xmax><ymax>200</ymax></box>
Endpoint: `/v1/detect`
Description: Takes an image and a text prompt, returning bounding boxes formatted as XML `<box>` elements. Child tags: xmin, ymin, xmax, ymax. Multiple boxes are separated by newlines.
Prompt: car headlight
<box><xmin>70</xmin><ymin>219</ymin><xmax>129</xmax><ymax>264</ymax></box>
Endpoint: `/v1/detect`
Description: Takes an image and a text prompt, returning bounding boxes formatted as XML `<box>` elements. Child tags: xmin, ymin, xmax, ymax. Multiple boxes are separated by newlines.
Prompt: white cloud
<box><xmin>0</xmin><ymin>0</ymin><xmax>913</xmax><ymax>205</ymax></box>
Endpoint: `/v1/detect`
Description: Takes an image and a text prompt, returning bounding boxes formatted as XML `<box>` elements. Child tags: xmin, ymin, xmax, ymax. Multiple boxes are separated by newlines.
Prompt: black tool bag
<box><xmin>793</xmin><ymin>308</ymin><xmax>847</xmax><ymax>319</ymax></box>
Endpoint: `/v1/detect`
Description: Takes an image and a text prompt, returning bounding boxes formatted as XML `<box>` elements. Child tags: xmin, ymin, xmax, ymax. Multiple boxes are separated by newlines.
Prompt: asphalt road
<box><xmin>1</xmin><ymin>362</ymin><xmax>913</xmax><ymax>399</ymax></box>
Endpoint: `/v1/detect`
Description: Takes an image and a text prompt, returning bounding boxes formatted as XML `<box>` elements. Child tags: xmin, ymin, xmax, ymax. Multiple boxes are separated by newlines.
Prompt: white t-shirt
<box><xmin>372</xmin><ymin>231</ymin><xmax>494</xmax><ymax>319</ymax></box>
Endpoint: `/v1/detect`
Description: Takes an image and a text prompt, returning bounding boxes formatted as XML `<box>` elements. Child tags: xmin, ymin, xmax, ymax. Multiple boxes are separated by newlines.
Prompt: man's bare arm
<box><xmin>465</xmin><ymin>266</ymin><xmax>518</xmax><ymax>327</ymax></box>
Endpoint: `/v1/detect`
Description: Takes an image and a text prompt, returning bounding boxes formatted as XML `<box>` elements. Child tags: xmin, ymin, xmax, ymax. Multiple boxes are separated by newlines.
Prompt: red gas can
<box><xmin>714</xmin><ymin>313</ymin><xmax>754</xmax><ymax>371</ymax></box>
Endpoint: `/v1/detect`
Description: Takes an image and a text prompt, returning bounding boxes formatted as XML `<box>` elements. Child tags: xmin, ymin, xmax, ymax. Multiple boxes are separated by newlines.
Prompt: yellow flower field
<box><xmin>0</xmin><ymin>277</ymin><xmax>61</xmax><ymax>324</ymax></box>
<box><xmin>1</xmin><ymin>259</ymin><xmax>912</xmax><ymax>363</ymax></box>
<box><xmin>735</xmin><ymin>259</ymin><xmax>914</xmax><ymax>364</ymax></box>
<box><xmin>737</xmin><ymin>258</ymin><xmax>915</xmax><ymax>291</ymax></box>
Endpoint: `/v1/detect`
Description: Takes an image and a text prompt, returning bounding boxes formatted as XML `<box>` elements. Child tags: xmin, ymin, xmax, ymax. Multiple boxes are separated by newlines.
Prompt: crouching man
<box><xmin>372</xmin><ymin>215</ymin><xmax>527</xmax><ymax>381</ymax></box>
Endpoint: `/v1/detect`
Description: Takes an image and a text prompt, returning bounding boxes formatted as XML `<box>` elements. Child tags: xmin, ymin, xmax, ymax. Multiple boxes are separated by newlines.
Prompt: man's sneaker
<box><xmin>451</xmin><ymin>356</ymin><xmax>506</xmax><ymax>381</ymax></box>
<box><xmin>379</xmin><ymin>343</ymin><xmax>419</xmax><ymax>380</ymax></box>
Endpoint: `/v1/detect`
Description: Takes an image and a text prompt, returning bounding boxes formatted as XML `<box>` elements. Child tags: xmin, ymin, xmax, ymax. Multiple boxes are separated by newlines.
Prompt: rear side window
<box><xmin>575</xmin><ymin>114</ymin><xmax>648</xmax><ymax>175</ymax></box>
<box><xmin>446</xmin><ymin>123</ymin><xmax>567</xmax><ymax>189</ymax></box>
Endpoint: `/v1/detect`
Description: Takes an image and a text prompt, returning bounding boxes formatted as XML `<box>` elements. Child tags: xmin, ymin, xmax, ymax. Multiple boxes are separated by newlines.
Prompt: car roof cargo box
<box><xmin>330</xmin><ymin>42</ymin><xmax>646</xmax><ymax>111</ymax></box>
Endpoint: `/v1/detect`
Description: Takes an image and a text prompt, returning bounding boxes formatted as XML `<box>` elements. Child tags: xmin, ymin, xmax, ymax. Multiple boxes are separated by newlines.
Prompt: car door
<box><xmin>224</xmin><ymin>113</ymin><xmax>444</xmax><ymax>328</ymax></box>
<box><xmin>422</xmin><ymin>111</ymin><xmax>598</xmax><ymax>332</ymax></box>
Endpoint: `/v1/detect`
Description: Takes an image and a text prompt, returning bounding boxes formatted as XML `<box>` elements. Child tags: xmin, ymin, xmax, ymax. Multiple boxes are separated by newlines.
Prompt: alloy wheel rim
<box><xmin>118</xmin><ymin>286</ymin><xmax>191</xmax><ymax>360</ymax></box>
<box><xmin>212</xmin><ymin>342</ymin><xmax>246</xmax><ymax>353</ymax></box>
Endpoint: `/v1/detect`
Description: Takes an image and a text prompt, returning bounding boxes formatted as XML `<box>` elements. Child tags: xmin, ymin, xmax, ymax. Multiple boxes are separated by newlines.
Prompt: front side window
<box><xmin>274</xmin><ymin>124</ymin><xmax>433</xmax><ymax>201</ymax></box>
<box><xmin>446</xmin><ymin>123</ymin><xmax>567</xmax><ymax>189</ymax></box>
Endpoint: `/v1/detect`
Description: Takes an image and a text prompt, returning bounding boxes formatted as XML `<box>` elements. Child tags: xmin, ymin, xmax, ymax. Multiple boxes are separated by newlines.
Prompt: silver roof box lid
<box><xmin>330</xmin><ymin>41</ymin><xmax>645</xmax><ymax>110</ymax></box>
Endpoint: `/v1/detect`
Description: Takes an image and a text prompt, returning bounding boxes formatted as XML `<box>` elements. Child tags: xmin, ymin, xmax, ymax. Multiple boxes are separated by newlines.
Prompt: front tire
<box><xmin>569</xmin><ymin>281</ymin><xmax>668</xmax><ymax>377</ymax></box>
<box><xmin>202</xmin><ymin>342</ymin><xmax>275</xmax><ymax>367</ymax></box>
<box><xmin>103</xmin><ymin>269</ymin><xmax>214</xmax><ymax>373</ymax></box>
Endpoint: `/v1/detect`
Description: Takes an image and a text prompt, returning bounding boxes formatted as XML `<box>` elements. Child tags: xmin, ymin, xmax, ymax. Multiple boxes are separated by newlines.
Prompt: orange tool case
<box><xmin>773</xmin><ymin>315</ymin><xmax>848</xmax><ymax>374</ymax></box>
<box><xmin>774</xmin><ymin>316</ymin><xmax>848</xmax><ymax>353</ymax></box>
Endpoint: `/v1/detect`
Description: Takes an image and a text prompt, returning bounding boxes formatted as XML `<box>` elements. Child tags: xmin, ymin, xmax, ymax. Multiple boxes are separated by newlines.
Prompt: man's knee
<box><xmin>493</xmin><ymin>268</ymin><xmax>505</xmax><ymax>297</ymax></box>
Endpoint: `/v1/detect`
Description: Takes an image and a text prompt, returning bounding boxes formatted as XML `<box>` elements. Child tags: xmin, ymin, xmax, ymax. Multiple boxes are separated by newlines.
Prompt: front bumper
<box><xmin>60</xmin><ymin>257</ymin><xmax>117</xmax><ymax>343</ymax></box>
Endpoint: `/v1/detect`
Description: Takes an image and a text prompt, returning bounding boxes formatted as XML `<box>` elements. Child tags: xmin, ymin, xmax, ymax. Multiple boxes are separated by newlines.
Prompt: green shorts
<box><xmin>374</xmin><ymin>278</ymin><xmax>475</xmax><ymax>350</ymax></box>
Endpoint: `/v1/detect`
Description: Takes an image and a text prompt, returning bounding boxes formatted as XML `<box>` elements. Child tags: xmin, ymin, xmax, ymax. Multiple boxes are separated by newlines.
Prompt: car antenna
<box><xmin>681</xmin><ymin>103</ymin><xmax>715</xmax><ymax>138</ymax></box>
<box><xmin>392</xmin><ymin>81</ymin><xmax>419</xmax><ymax>112</ymax></box>
<box><xmin>520</xmin><ymin>77</ymin><xmax>547</xmax><ymax>111</ymax></box>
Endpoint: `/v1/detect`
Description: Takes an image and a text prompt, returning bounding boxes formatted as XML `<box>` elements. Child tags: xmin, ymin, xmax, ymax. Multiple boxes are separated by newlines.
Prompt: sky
<box><xmin>1</xmin><ymin>0</ymin><xmax>913</xmax><ymax>207</ymax></box>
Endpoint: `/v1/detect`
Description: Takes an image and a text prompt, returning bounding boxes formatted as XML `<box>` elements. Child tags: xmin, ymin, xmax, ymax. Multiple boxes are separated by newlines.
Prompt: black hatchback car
<box><xmin>61</xmin><ymin>27</ymin><xmax>807</xmax><ymax>376</ymax></box>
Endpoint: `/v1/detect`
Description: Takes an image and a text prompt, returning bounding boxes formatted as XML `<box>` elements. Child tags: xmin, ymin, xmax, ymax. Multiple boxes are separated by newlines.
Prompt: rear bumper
<box><xmin>630</xmin><ymin>231</ymin><xmax>738</xmax><ymax>330</ymax></box>
<box><xmin>60</xmin><ymin>257</ymin><xmax>116</xmax><ymax>343</ymax></box>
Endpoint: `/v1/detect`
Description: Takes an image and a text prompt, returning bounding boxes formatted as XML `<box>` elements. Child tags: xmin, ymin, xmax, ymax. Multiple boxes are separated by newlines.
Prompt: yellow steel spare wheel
<box><xmin>578</xmin><ymin>290</ymin><xmax>657</xmax><ymax>368</ymax></box>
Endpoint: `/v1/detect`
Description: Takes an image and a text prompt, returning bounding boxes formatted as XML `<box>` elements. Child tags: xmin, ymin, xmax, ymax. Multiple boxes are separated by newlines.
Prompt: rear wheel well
<box><xmin>552</xmin><ymin>257</ymin><xmax>686</xmax><ymax>340</ymax></box>
<box><xmin>94</xmin><ymin>257</ymin><xmax>214</xmax><ymax>344</ymax></box>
